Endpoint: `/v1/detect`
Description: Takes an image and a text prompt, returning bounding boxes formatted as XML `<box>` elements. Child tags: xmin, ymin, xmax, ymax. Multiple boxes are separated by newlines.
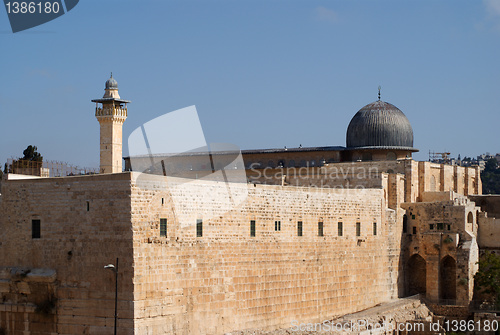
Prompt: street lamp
<box><xmin>104</xmin><ymin>258</ymin><xmax>119</xmax><ymax>335</ymax></box>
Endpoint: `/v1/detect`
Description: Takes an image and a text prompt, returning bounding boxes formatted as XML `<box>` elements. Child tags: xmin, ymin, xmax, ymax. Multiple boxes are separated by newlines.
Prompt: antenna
<box><xmin>378</xmin><ymin>85</ymin><xmax>381</xmax><ymax>101</ymax></box>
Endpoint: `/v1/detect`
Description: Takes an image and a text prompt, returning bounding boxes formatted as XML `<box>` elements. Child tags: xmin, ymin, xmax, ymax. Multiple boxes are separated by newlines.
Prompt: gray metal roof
<box><xmin>346</xmin><ymin>100</ymin><xmax>415</xmax><ymax>149</ymax></box>
<box><xmin>105</xmin><ymin>73</ymin><xmax>118</xmax><ymax>90</ymax></box>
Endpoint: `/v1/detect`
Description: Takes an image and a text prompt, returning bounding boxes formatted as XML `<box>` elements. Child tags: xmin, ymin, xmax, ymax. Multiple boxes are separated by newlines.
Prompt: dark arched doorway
<box><xmin>407</xmin><ymin>254</ymin><xmax>426</xmax><ymax>296</ymax></box>
<box><xmin>440</xmin><ymin>256</ymin><xmax>457</xmax><ymax>301</ymax></box>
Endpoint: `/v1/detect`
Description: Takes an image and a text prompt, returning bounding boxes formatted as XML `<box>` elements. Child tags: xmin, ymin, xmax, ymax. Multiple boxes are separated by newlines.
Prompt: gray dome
<box><xmin>346</xmin><ymin>100</ymin><xmax>415</xmax><ymax>150</ymax></box>
<box><xmin>105</xmin><ymin>73</ymin><xmax>118</xmax><ymax>90</ymax></box>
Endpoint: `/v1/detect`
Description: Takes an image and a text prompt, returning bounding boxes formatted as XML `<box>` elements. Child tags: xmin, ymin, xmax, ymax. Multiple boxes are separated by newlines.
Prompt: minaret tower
<box><xmin>92</xmin><ymin>73</ymin><xmax>130</xmax><ymax>174</ymax></box>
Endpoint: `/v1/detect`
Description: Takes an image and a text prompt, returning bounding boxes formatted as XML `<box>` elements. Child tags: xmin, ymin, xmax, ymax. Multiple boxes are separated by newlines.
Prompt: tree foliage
<box><xmin>481</xmin><ymin>159</ymin><xmax>500</xmax><ymax>194</ymax></box>
<box><xmin>20</xmin><ymin>145</ymin><xmax>43</xmax><ymax>162</ymax></box>
<box><xmin>474</xmin><ymin>251</ymin><xmax>500</xmax><ymax>305</ymax></box>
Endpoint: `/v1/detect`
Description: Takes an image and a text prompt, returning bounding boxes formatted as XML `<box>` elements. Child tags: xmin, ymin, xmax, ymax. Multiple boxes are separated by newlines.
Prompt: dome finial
<box><xmin>110</xmin><ymin>72</ymin><xmax>113</xmax><ymax>78</ymax></box>
<box><xmin>378</xmin><ymin>85</ymin><xmax>381</xmax><ymax>101</ymax></box>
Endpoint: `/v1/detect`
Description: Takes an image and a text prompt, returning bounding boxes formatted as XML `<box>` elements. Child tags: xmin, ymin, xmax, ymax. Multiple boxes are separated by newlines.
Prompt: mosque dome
<box><xmin>346</xmin><ymin>100</ymin><xmax>415</xmax><ymax>150</ymax></box>
<box><xmin>105</xmin><ymin>73</ymin><xmax>118</xmax><ymax>90</ymax></box>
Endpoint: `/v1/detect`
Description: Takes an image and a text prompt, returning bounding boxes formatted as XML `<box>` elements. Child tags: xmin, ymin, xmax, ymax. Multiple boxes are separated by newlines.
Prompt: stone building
<box><xmin>0</xmin><ymin>76</ymin><xmax>498</xmax><ymax>334</ymax></box>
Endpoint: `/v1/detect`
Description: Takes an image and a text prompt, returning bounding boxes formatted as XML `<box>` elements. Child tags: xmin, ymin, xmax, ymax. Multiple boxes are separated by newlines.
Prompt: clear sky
<box><xmin>1</xmin><ymin>0</ymin><xmax>499</xmax><ymax>169</ymax></box>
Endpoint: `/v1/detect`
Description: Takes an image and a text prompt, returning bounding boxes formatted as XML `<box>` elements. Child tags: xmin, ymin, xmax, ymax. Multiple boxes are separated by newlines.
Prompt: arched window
<box><xmin>387</xmin><ymin>152</ymin><xmax>397</xmax><ymax>160</ymax></box>
<box><xmin>362</xmin><ymin>153</ymin><xmax>372</xmax><ymax>161</ymax></box>
<box><xmin>440</xmin><ymin>256</ymin><xmax>457</xmax><ymax>301</ymax></box>
<box><xmin>406</xmin><ymin>254</ymin><xmax>426</xmax><ymax>296</ymax></box>
<box><xmin>467</xmin><ymin>212</ymin><xmax>473</xmax><ymax>223</ymax></box>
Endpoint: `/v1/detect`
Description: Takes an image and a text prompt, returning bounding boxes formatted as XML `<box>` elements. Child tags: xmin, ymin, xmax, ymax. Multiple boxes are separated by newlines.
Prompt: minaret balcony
<box><xmin>95</xmin><ymin>106</ymin><xmax>128</xmax><ymax>118</ymax></box>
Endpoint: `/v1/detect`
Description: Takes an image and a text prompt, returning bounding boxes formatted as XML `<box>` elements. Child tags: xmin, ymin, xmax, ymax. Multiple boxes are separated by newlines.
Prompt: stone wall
<box><xmin>0</xmin><ymin>173</ymin><xmax>135</xmax><ymax>335</ymax></box>
<box><xmin>130</xmin><ymin>173</ymin><xmax>400</xmax><ymax>334</ymax></box>
<box><xmin>476</xmin><ymin>214</ymin><xmax>500</xmax><ymax>249</ymax></box>
<box><xmin>469</xmin><ymin>195</ymin><xmax>500</xmax><ymax>219</ymax></box>
<box><xmin>401</xmin><ymin>198</ymin><xmax>480</xmax><ymax>304</ymax></box>
<box><xmin>467</xmin><ymin>195</ymin><xmax>500</xmax><ymax>249</ymax></box>
<box><xmin>0</xmin><ymin>163</ymin><xmax>484</xmax><ymax>334</ymax></box>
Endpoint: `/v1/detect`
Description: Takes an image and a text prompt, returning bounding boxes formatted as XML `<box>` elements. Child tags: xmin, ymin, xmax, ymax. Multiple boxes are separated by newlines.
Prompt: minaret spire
<box><xmin>378</xmin><ymin>85</ymin><xmax>381</xmax><ymax>101</ymax></box>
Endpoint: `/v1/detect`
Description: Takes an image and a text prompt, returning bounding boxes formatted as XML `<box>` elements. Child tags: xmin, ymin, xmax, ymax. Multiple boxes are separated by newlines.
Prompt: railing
<box><xmin>5</xmin><ymin>159</ymin><xmax>98</xmax><ymax>178</ymax></box>
<box><xmin>95</xmin><ymin>106</ymin><xmax>127</xmax><ymax>117</ymax></box>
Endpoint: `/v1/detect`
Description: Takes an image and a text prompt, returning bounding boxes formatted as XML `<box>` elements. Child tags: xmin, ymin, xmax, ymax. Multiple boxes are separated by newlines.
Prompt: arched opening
<box><xmin>430</xmin><ymin>175</ymin><xmax>436</xmax><ymax>192</ymax></box>
<box><xmin>440</xmin><ymin>256</ymin><xmax>457</xmax><ymax>301</ymax></box>
<box><xmin>406</xmin><ymin>254</ymin><xmax>426</xmax><ymax>296</ymax></box>
<box><xmin>467</xmin><ymin>212</ymin><xmax>473</xmax><ymax>223</ymax></box>
<box><xmin>362</xmin><ymin>152</ymin><xmax>372</xmax><ymax>161</ymax></box>
<box><xmin>403</xmin><ymin>214</ymin><xmax>408</xmax><ymax>233</ymax></box>
<box><xmin>387</xmin><ymin>151</ymin><xmax>397</xmax><ymax>160</ymax></box>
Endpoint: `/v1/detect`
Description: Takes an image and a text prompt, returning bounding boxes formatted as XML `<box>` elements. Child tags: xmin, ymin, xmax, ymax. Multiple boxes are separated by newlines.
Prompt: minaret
<box><xmin>92</xmin><ymin>73</ymin><xmax>130</xmax><ymax>174</ymax></box>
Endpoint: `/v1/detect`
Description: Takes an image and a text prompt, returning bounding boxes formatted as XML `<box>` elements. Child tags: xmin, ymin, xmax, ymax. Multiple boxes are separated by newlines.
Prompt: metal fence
<box><xmin>5</xmin><ymin>159</ymin><xmax>98</xmax><ymax>178</ymax></box>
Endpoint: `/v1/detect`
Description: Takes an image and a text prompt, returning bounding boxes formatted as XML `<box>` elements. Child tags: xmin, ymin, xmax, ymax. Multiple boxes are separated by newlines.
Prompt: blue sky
<box><xmin>1</xmin><ymin>0</ymin><xmax>500</xmax><ymax>168</ymax></box>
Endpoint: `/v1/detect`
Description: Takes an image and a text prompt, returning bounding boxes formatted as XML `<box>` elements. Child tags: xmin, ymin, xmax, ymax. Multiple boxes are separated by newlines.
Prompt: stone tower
<box><xmin>92</xmin><ymin>74</ymin><xmax>130</xmax><ymax>174</ymax></box>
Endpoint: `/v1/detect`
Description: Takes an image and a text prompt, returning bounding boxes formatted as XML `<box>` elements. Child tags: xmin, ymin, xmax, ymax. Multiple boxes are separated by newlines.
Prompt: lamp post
<box><xmin>104</xmin><ymin>258</ymin><xmax>119</xmax><ymax>335</ymax></box>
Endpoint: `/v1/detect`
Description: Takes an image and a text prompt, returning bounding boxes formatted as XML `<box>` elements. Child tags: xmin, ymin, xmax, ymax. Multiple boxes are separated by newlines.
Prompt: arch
<box><xmin>430</xmin><ymin>175</ymin><xmax>436</xmax><ymax>192</ymax></box>
<box><xmin>440</xmin><ymin>256</ymin><xmax>457</xmax><ymax>301</ymax></box>
<box><xmin>406</xmin><ymin>254</ymin><xmax>426</xmax><ymax>296</ymax></box>
<box><xmin>387</xmin><ymin>151</ymin><xmax>397</xmax><ymax>160</ymax></box>
<box><xmin>362</xmin><ymin>152</ymin><xmax>373</xmax><ymax>161</ymax></box>
<box><xmin>467</xmin><ymin>211</ymin><xmax>473</xmax><ymax>224</ymax></box>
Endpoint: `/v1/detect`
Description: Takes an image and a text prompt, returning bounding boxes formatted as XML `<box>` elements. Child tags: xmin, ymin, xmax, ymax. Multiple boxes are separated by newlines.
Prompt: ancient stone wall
<box><xmin>130</xmin><ymin>173</ymin><xmax>399</xmax><ymax>334</ymax></box>
<box><xmin>0</xmin><ymin>174</ymin><xmax>135</xmax><ymax>335</ymax></box>
<box><xmin>469</xmin><ymin>195</ymin><xmax>500</xmax><ymax>219</ymax></box>
<box><xmin>401</xmin><ymin>198</ymin><xmax>480</xmax><ymax>304</ymax></box>
<box><xmin>476</xmin><ymin>214</ymin><xmax>500</xmax><ymax>249</ymax></box>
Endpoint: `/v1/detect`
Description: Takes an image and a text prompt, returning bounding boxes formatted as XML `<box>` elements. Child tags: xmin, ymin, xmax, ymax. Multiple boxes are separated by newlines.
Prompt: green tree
<box><xmin>20</xmin><ymin>145</ymin><xmax>43</xmax><ymax>162</ymax></box>
<box><xmin>484</xmin><ymin>157</ymin><xmax>498</xmax><ymax>172</ymax></box>
<box><xmin>474</xmin><ymin>251</ymin><xmax>500</xmax><ymax>306</ymax></box>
